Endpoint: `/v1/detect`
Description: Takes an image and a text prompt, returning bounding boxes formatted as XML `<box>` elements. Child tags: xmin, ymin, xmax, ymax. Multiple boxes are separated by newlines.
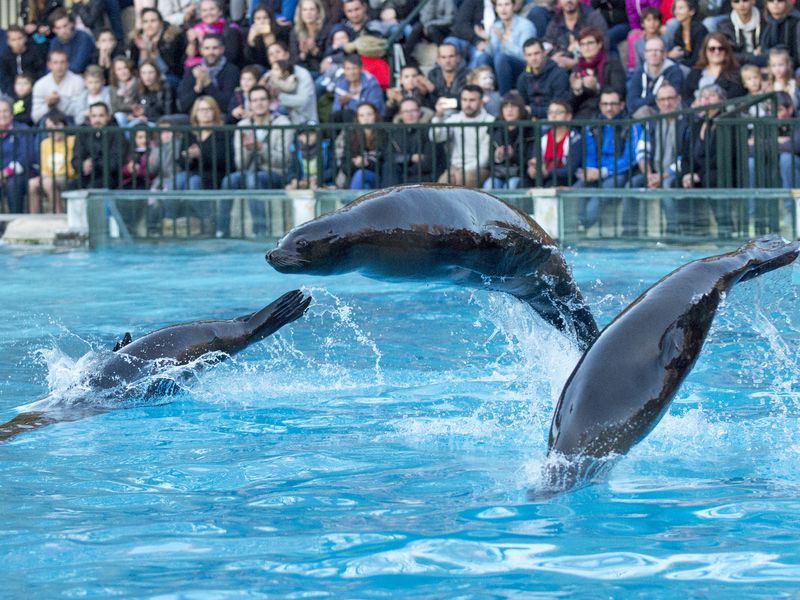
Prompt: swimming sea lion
<box><xmin>0</xmin><ymin>290</ymin><xmax>312</xmax><ymax>442</ymax></box>
<box><xmin>267</xmin><ymin>184</ymin><xmax>599</xmax><ymax>349</ymax></box>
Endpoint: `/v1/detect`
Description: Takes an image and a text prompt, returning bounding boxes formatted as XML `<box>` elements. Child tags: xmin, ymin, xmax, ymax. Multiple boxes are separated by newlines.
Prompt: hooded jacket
<box><xmin>516</xmin><ymin>59</ymin><xmax>571</xmax><ymax>119</ymax></box>
<box><xmin>626</xmin><ymin>58</ymin><xmax>684</xmax><ymax>114</ymax></box>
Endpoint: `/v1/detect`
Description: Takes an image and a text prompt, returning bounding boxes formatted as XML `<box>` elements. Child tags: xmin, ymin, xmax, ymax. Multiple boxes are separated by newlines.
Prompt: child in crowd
<box><xmin>265</xmin><ymin>59</ymin><xmax>297</xmax><ymax>115</ymax></box>
<box><xmin>767</xmin><ymin>48</ymin><xmax>800</xmax><ymax>108</ymax></box>
<box><xmin>467</xmin><ymin>65</ymin><xmax>501</xmax><ymax>116</ymax></box>
<box><xmin>286</xmin><ymin>122</ymin><xmax>334</xmax><ymax>190</ymax></box>
<box><xmin>109</xmin><ymin>56</ymin><xmax>142</xmax><ymax>127</ymax></box>
<box><xmin>122</xmin><ymin>127</ymin><xmax>152</xmax><ymax>189</ymax></box>
<box><xmin>28</xmin><ymin>109</ymin><xmax>75</xmax><ymax>213</ymax></box>
<box><xmin>12</xmin><ymin>73</ymin><xmax>34</xmax><ymax>126</ymax></box>
<box><xmin>91</xmin><ymin>29</ymin><xmax>121</xmax><ymax>81</ymax></box>
<box><xmin>741</xmin><ymin>64</ymin><xmax>770</xmax><ymax>117</ymax></box>
<box><xmin>83</xmin><ymin>65</ymin><xmax>111</xmax><ymax>123</ymax></box>
<box><xmin>317</xmin><ymin>27</ymin><xmax>352</xmax><ymax>94</ymax></box>
<box><xmin>135</xmin><ymin>59</ymin><xmax>173</xmax><ymax>123</ymax></box>
<box><xmin>228</xmin><ymin>65</ymin><xmax>261</xmax><ymax>122</ymax></box>
<box><xmin>631</xmin><ymin>8</ymin><xmax>663</xmax><ymax>71</ymax></box>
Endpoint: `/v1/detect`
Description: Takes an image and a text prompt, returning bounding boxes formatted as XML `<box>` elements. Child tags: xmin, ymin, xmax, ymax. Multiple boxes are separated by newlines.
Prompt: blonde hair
<box><xmin>294</xmin><ymin>0</ymin><xmax>326</xmax><ymax>41</ymax></box>
<box><xmin>467</xmin><ymin>65</ymin><xmax>494</xmax><ymax>86</ymax></box>
<box><xmin>768</xmin><ymin>47</ymin><xmax>794</xmax><ymax>87</ymax></box>
<box><xmin>740</xmin><ymin>63</ymin><xmax>760</xmax><ymax>84</ymax></box>
<box><xmin>190</xmin><ymin>95</ymin><xmax>223</xmax><ymax>126</ymax></box>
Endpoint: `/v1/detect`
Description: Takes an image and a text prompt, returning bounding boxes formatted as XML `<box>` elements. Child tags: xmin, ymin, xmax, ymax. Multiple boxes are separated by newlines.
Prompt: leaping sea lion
<box><xmin>0</xmin><ymin>290</ymin><xmax>312</xmax><ymax>442</ymax></box>
<box><xmin>267</xmin><ymin>184</ymin><xmax>600</xmax><ymax>349</ymax></box>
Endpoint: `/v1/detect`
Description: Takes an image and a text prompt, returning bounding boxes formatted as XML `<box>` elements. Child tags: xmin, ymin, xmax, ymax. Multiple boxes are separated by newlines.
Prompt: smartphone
<box><xmin>441</xmin><ymin>98</ymin><xmax>458</xmax><ymax>109</ymax></box>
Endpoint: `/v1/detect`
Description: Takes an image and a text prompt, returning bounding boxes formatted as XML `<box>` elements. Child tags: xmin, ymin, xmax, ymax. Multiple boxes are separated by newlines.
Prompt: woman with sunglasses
<box><xmin>758</xmin><ymin>0</ymin><xmax>800</xmax><ymax>66</ymax></box>
<box><xmin>681</xmin><ymin>32</ymin><xmax>745</xmax><ymax>104</ymax></box>
<box><xmin>717</xmin><ymin>0</ymin><xmax>763</xmax><ymax>67</ymax></box>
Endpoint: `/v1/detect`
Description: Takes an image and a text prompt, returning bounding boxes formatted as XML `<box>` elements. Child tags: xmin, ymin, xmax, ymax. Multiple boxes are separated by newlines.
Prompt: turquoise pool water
<box><xmin>2</xmin><ymin>241</ymin><xmax>800</xmax><ymax>597</ymax></box>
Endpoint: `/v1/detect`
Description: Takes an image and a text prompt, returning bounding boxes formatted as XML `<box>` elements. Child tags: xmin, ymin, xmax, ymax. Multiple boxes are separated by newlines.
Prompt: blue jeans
<box><xmin>748</xmin><ymin>153</ymin><xmax>799</xmax><ymax>218</ymax></box>
<box><xmin>629</xmin><ymin>172</ymin><xmax>679</xmax><ymax>234</ymax></box>
<box><xmin>607</xmin><ymin>23</ymin><xmax>631</xmax><ymax>55</ymax></box>
<box><xmin>482</xmin><ymin>175</ymin><xmax>521</xmax><ymax>190</ymax></box>
<box><xmin>493</xmin><ymin>53</ymin><xmax>527</xmax><ymax>95</ymax></box>
<box><xmin>350</xmin><ymin>169</ymin><xmax>377</xmax><ymax>189</ymax></box>
<box><xmin>163</xmin><ymin>172</ymin><xmax>203</xmax><ymax>219</ymax></box>
<box><xmin>2</xmin><ymin>174</ymin><xmax>27</xmax><ymax>213</ymax></box>
<box><xmin>576</xmin><ymin>173</ymin><xmax>632</xmax><ymax>231</ymax></box>
<box><xmin>219</xmin><ymin>170</ymin><xmax>284</xmax><ymax>237</ymax></box>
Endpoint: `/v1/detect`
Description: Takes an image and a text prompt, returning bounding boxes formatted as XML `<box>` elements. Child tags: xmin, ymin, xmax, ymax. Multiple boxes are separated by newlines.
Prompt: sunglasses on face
<box><xmin>707</xmin><ymin>45</ymin><xmax>726</xmax><ymax>53</ymax></box>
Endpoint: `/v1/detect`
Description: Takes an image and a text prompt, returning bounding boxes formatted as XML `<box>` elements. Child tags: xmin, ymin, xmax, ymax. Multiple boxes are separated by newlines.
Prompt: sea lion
<box><xmin>0</xmin><ymin>290</ymin><xmax>312</xmax><ymax>442</ymax></box>
<box><xmin>267</xmin><ymin>184</ymin><xmax>599</xmax><ymax>349</ymax></box>
<box><xmin>536</xmin><ymin>235</ymin><xmax>799</xmax><ymax>496</ymax></box>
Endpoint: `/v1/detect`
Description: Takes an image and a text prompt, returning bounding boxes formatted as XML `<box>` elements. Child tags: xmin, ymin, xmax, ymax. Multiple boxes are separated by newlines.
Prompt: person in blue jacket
<box><xmin>330</xmin><ymin>53</ymin><xmax>385</xmax><ymax>123</ymax></box>
<box><xmin>0</xmin><ymin>96</ymin><xmax>35</xmax><ymax>213</ymax></box>
<box><xmin>576</xmin><ymin>88</ymin><xmax>643</xmax><ymax>234</ymax></box>
<box><xmin>48</xmin><ymin>8</ymin><xmax>95</xmax><ymax>74</ymax></box>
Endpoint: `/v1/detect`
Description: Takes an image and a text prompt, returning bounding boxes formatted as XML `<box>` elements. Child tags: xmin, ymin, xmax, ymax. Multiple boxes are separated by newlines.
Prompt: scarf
<box><xmin>204</xmin><ymin>56</ymin><xmax>228</xmax><ymax>88</ymax></box>
<box><xmin>577</xmin><ymin>48</ymin><xmax>608</xmax><ymax>85</ymax></box>
<box><xmin>730</xmin><ymin>7</ymin><xmax>761</xmax><ymax>53</ymax></box>
<box><xmin>761</xmin><ymin>10</ymin><xmax>796</xmax><ymax>51</ymax></box>
<box><xmin>185</xmin><ymin>19</ymin><xmax>230</xmax><ymax>68</ymax></box>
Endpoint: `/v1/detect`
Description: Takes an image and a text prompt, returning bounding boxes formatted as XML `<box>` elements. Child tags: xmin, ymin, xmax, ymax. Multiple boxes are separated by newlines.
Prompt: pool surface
<box><xmin>2</xmin><ymin>241</ymin><xmax>800</xmax><ymax>597</ymax></box>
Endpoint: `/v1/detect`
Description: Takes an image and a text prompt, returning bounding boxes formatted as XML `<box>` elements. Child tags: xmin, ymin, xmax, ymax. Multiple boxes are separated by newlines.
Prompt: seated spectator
<box><xmin>0</xmin><ymin>96</ymin><xmax>35</xmax><ymax>213</ymax></box>
<box><xmin>766</xmin><ymin>47</ymin><xmax>800</xmax><ymax>108</ymax></box>
<box><xmin>82</xmin><ymin>64</ymin><xmax>110</xmax><ymax>124</ymax></box>
<box><xmin>667</xmin><ymin>0</ymin><xmax>708</xmax><ymax>69</ymax></box>
<box><xmin>184</xmin><ymin>0</ymin><xmax>244</xmax><ymax>69</ymax></box>
<box><xmin>631</xmin><ymin>81</ymin><xmax>687</xmax><ymax>234</ymax></box>
<box><xmin>71</xmin><ymin>101</ymin><xmax>127</xmax><ymax>189</ymax></box>
<box><xmin>159</xmin><ymin>0</ymin><xmax>198</xmax><ymax>28</ymax></box>
<box><xmin>593</xmin><ymin>0</ymin><xmax>629</xmax><ymax>55</ymax></box>
<box><xmin>545</xmin><ymin>0</ymin><xmax>609</xmax><ymax>71</ymax></box>
<box><xmin>289</xmin><ymin>0</ymin><xmax>330</xmax><ymax>76</ymax></box>
<box><xmin>109</xmin><ymin>56</ymin><xmax>142</xmax><ymax>127</ymax></box>
<box><xmin>71</xmin><ymin>0</ymin><xmax>108</xmax><ymax>38</ymax></box>
<box><xmin>467</xmin><ymin>65</ymin><xmax>502</xmax><ymax>116</ymax></box>
<box><xmin>129</xmin><ymin>7</ymin><xmax>186</xmax><ymax>89</ymax></box>
<box><xmin>121</xmin><ymin>126</ymin><xmax>154</xmax><ymax>190</ymax></box>
<box><xmin>575</xmin><ymin>88</ymin><xmax>644</xmax><ymax>233</ymax></box>
<box><xmin>382</xmin><ymin>98</ymin><xmax>436</xmax><ymax>184</ymax></box>
<box><xmin>265</xmin><ymin>41</ymin><xmax>318</xmax><ymax>124</ymax></box>
<box><xmin>525</xmin><ymin>99</ymin><xmax>582</xmax><ymax>187</ymax></box>
<box><xmin>740</xmin><ymin>63</ymin><xmax>770</xmax><ymax>117</ymax></box>
<box><xmin>335</xmin><ymin>101</ymin><xmax>386</xmax><ymax>189</ymax></box>
<box><xmin>265</xmin><ymin>59</ymin><xmax>298</xmax><ymax>113</ymax></box>
<box><xmin>89</xmin><ymin>29</ymin><xmax>123</xmax><ymax>82</ymax></box>
<box><xmin>489</xmin><ymin>0</ymin><xmax>537</xmax><ymax>95</ymax></box>
<box><xmin>443</xmin><ymin>0</ymin><xmax>492</xmax><ymax>69</ymax></box>
<box><xmin>244</xmin><ymin>4</ymin><xmax>278</xmax><ymax>67</ymax></box>
<box><xmin>48</xmin><ymin>8</ymin><xmax>94</xmax><ymax>74</ymax></box>
<box><xmin>384</xmin><ymin>64</ymin><xmax>434</xmax><ymax>122</ymax></box>
<box><xmin>177</xmin><ymin>33</ymin><xmax>240</xmax><ymax>113</ymax></box>
<box><xmin>136</xmin><ymin>59</ymin><xmax>174</xmax><ymax>123</ymax></box>
<box><xmin>418</xmin><ymin>43</ymin><xmax>468</xmax><ymax>105</ymax></box>
<box><xmin>680</xmin><ymin>83</ymin><xmax>732</xmax><ymax>235</ymax></box>
<box><xmin>431</xmin><ymin>84</ymin><xmax>495</xmax><ymax>187</ymax></box>
<box><xmin>318</xmin><ymin>25</ymin><xmax>353</xmax><ymax>97</ymax></box>
<box><xmin>570</xmin><ymin>27</ymin><xmax>626</xmax><ymax>118</ymax></box>
<box><xmin>759</xmin><ymin>0</ymin><xmax>800</xmax><ymax>67</ymax></box>
<box><xmin>626</xmin><ymin>0</ymin><xmax>661</xmax><ymax>37</ymax></box>
<box><xmin>330</xmin><ymin>54</ymin><xmax>384</xmax><ymax>122</ymax></box>
<box><xmin>517</xmin><ymin>37</ymin><xmax>570</xmax><ymax>119</ymax></box>
<box><xmin>218</xmin><ymin>84</ymin><xmax>293</xmax><ymax>237</ymax></box>
<box><xmin>286</xmin><ymin>122</ymin><xmax>336</xmax><ymax>190</ymax></box>
<box><xmin>626</xmin><ymin>36</ymin><xmax>684</xmax><ymax>117</ymax></box>
<box><xmin>717</xmin><ymin>0</ymin><xmax>762</xmax><ymax>66</ymax></box>
<box><xmin>12</xmin><ymin>73</ymin><xmax>35</xmax><ymax>126</ymax></box>
<box><xmin>403</xmin><ymin>0</ymin><xmax>455</xmax><ymax>57</ymax></box>
<box><xmin>630</xmin><ymin>7</ymin><xmax>663</xmax><ymax>70</ymax></box>
<box><xmin>147</xmin><ymin>115</ymin><xmax>185</xmax><ymax>232</ymax></box>
<box><xmin>21</xmin><ymin>0</ymin><xmax>62</xmax><ymax>38</ymax></box>
<box><xmin>228</xmin><ymin>64</ymin><xmax>262</xmax><ymax>122</ymax></box>
<box><xmin>483</xmin><ymin>91</ymin><xmax>530</xmax><ymax>189</ymax></box>
<box><xmin>341</xmin><ymin>0</ymin><xmax>388</xmax><ymax>60</ymax></box>
<box><xmin>681</xmin><ymin>32</ymin><xmax>745</xmax><ymax>104</ymax></box>
<box><xmin>28</xmin><ymin>108</ymin><xmax>76</xmax><ymax>214</ymax></box>
<box><xmin>0</xmin><ymin>25</ymin><xmax>47</xmax><ymax>96</ymax></box>
<box><xmin>32</xmin><ymin>50</ymin><xmax>87</xmax><ymax>124</ymax></box>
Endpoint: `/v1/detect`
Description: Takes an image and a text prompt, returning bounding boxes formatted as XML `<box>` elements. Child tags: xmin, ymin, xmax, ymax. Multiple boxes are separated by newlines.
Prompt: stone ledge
<box><xmin>0</xmin><ymin>215</ymin><xmax>86</xmax><ymax>246</ymax></box>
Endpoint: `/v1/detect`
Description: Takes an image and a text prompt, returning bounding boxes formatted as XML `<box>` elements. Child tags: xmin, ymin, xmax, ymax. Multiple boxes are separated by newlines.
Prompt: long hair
<box><xmin>136</xmin><ymin>59</ymin><xmax>163</xmax><ymax>93</ymax></box>
<box><xmin>109</xmin><ymin>56</ymin><xmax>136</xmax><ymax>86</ymax></box>
<box><xmin>294</xmin><ymin>0</ymin><xmax>327</xmax><ymax>41</ymax></box>
<box><xmin>190</xmin><ymin>95</ymin><xmax>223</xmax><ymax>126</ymax></box>
<box><xmin>693</xmin><ymin>32</ymin><xmax>739</xmax><ymax>73</ymax></box>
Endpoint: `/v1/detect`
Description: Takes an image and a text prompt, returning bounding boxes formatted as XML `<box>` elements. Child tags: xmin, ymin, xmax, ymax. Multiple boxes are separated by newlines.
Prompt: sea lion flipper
<box><xmin>112</xmin><ymin>332</ymin><xmax>133</xmax><ymax>352</ymax></box>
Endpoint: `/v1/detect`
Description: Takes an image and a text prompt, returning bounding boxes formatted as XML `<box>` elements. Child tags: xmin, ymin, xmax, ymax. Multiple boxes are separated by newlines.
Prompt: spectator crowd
<box><xmin>0</xmin><ymin>0</ymin><xmax>799</xmax><ymax>236</ymax></box>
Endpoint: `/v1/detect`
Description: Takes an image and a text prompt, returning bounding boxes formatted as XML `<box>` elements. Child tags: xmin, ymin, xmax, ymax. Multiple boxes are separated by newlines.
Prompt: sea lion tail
<box><xmin>245</xmin><ymin>290</ymin><xmax>312</xmax><ymax>342</ymax></box>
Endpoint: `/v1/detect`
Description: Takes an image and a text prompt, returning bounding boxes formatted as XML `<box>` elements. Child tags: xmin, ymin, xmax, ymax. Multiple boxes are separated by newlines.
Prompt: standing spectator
<box><xmin>766</xmin><ymin>47</ymin><xmax>800</xmax><ymax>107</ymax></box>
<box><xmin>0</xmin><ymin>96</ymin><xmax>35</xmax><ymax>213</ymax></box>
<box><xmin>135</xmin><ymin>59</ymin><xmax>174</xmax><ymax>122</ymax></box>
<box><xmin>489</xmin><ymin>0</ymin><xmax>538</xmax><ymax>95</ymax></box>
<box><xmin>71</xmin><ymin>101</ymin><xmax>127</xmax><ymax>189</ymax></box>
<box><xmin>667</xmin><ymin>0</ymin><xmax>708</xmax><ymax>69</ymax></box>
<box><xmin>483</xmin><ymin>91</ymin><xmax>530</xmax><ymax>189</ymax></box>
<box><xmin>431</xmin><ymin>84</ymin><xmax>495</xmax><ymax>187</ymax></box>
<box><xmin>108</xmin><ymin>56</ymin><xmax>141</xmax><ymax>126</ymax></box>
<box><xmin>681</xmin><ymin>32</ymin><xmax>745</xmax><ymax>103</ymax></box>
<box><xmin>759</xmin><ymin>0</ymin><xmax>800</xmax><ymax>67</ymax></box>
<box><xmin>576</xmin><ymin>88</ymin><xmax>644</xmax><ymax>233</ymax></box>
<box><xmin>129</xmin><ymin>7</ymin><xmax>186</xmax><ymax>89</ymax></box>
<box><xmin>631</xmin><ymin>81</ymin><xmax>687</xmax><ymax>234</ymax></box>
<box><xmin>517</xmin><ymin>37</ymin><xmax>570</xmax><ymax>119</ymax></box>
<box><xmin>626</xmin><ymin>36</ymin><xmax>684</xmax><ymax>117</ymax></box>
<box><xmin>32</xmin><ymin>49</ymin><xmax>87</xmax><ymax>124</ymax></box>
<box><xmin>419</xmin><ymin>43</ymin><xmax>468</xmax><ymax>106</ymax></box>
<box><xmin>290</xmin><ymin>0</ymin><xmax>331</xmax><ymax>76</ymax></box>
<box><xmin>265</xmin><ymin>41</ymin><xmax>318</xmax><ymax>124</ymax></box>
<box><xmin>383</xmin><ymin>98</ymin><xmax>436</xmax><ymax>184</ymax></box>
<box><xmin>717</xmin><ymin>0</ymin><xmax>762</xmax><ymax>67</ymax></box>
<box><xmin>330</xmin><ymin>53</ymin><xmax>385</xmax><ymax>122</ymax></box>
<box><xmin>184</xmin><ymin>0</ymin><xmax>244</xmax><ymax>69</ymax></box>
<box><xmin>569</xmin><ymin>26</ymin><xmax>626</xmax><ymax>118</ymax></box>
<box><xmin>244</xmin><ymin>4</ymin><xmax>278</xmax><ymax>67</ymax></box>
<box><xmin>12</xmin><ymin>73</ymin><xmax>35</xmax><ymax>126</ymax></box>
<box><xmin>177</xmin><ymin>34</ymin><xmax>240</xmax><ymax>113</ymax></box>
<box><xmin>48</xmin><ymin>8</ymin><xmax>95</xmax><ymax>74</ymax></box>
<box><xmin>28</xmin><ymin>109</ymin><xmax>75</xmax><ymax>214</ymax></box>
<box><xmin>526</xmin><ymin>99</ymin><xmax>582</xmax><ymax>187</ymax></box>
<box><xmin>0</xmin><ymin>25</ymin><xmax>47</xmax><ymax>96</ymax></box>
<box><xmin>593</xmin><ymin>0</ymin><xmax>629</xmax><ymax>54</ymax></box>
<box><xmin>218</xmin><ymin>84</ymin><xmax>293</xmax><ymax>237</ymax></box>
<box><xmin>545</xmin><ymin>0</ymin><xmax>609</xmax><ymax>72</ymax></box>
<box><xmin>335</xmin><ymin>101</ymin><xmax>386</xmax><ymax>189</ymax></box>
